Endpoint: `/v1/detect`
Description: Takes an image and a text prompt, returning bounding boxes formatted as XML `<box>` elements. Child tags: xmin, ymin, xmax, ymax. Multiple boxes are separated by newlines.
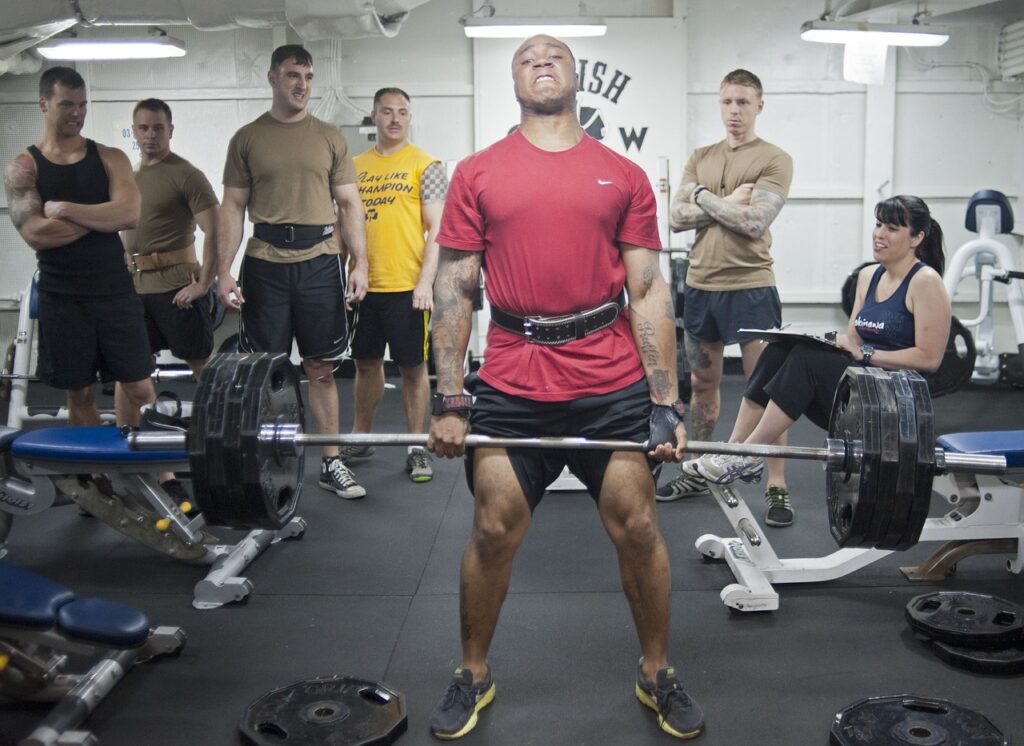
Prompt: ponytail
<box><xmin>916</xmin><ymin>217</ymin><xmax>945</xmax><ymax>275</ymax></box>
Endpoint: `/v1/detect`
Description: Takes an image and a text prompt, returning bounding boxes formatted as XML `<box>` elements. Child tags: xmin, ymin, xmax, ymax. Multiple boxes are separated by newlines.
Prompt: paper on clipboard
<box><xmin>737</xmin><ymin>328</ymin><xmax>851</xmax><ymax>355</ymax></box>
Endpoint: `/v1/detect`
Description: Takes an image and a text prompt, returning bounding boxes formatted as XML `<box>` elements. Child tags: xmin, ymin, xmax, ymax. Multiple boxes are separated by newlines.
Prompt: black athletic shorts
<box><xmin>238</xmin><ymin>254</ymin><xmax>348</xmax><ymax>360</ymax></box>
<box><xmin>683</xmin><ymin>285</ymin><xmax>782</xmax><ymax>345</ymax></box>
<box><xmin>350</xmin><ymin>291</ymin><xmax>429</xmax><ymax>367</ymax></box>
<box><xmin>140</xmin><ymin>287</ymin><xmax>214</xmax><ymax>362</ymax></box>
<box><xmin>466</xmin><ymin>376</ymin><xmax>653</xmax><ymax>511</ymax></box>
<box><xmin>36</xmin><ymin>289</ymin><xmax>154</xmax><ymax>390</ymax></box>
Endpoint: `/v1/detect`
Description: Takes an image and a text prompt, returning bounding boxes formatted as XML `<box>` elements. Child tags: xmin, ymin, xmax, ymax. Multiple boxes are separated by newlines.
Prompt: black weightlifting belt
<box><xmin>490</xmin><ymin>292</ymin><xmax>626</xmax><ymax>346</ymax></box>
<box><xmin>253</xmin><ymin>223</ymin><xmax>334</xmax><ymax>250</ymax></box>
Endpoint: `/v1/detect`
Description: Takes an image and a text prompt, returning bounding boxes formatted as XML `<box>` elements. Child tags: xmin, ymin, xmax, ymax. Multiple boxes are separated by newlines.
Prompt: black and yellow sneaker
<box><xmin>430</xmin><ymin>666</ymin><xmax>496</xmax><ymax>740</ymax></box>
<box><xmin>635</xmin><ymin>660</ymin><xmax>704</xmax><ymax>739</ymax></box>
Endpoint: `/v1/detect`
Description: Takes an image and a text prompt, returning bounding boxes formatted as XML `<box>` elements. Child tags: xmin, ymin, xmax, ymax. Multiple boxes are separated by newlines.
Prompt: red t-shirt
<box><xmin>438</xmin><ymin>131</ymin><xmax>662</xmax><ymax>401</ymax></box>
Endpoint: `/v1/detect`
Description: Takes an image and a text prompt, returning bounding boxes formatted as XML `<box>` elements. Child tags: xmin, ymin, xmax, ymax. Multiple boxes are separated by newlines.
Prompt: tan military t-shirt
<box><xmin>683</xmin><ymin>138</ymin><xmax>793</xmax><ymax>291</ymax></box>
<box><xmin>222</xmin><ymin>112</ymin><xmax>356</xmax><ymax>263</ymax></box>
<box><xmin>123</xmin><ymin>152</ymin><xmax>218</xmax><ymax>294</ymax></box>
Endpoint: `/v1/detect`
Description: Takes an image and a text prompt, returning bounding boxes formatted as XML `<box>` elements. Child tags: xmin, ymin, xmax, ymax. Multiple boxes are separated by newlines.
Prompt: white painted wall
<box><xmin>0</xmin><ymin>0</ymin><xmax>1021</xmax><ymax>357</ymax></box>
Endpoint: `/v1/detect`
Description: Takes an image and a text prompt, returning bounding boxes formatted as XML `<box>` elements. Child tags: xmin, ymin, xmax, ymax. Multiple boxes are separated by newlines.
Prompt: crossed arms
<box><xmin>669</xmin><ymin>181</ymin><xmax>785</xmax><ymax>240</ymax></box>
<box><xmin>4</xmin><ymin>145</ymin><xmax>140</xmax><ymax>251</ymax></box>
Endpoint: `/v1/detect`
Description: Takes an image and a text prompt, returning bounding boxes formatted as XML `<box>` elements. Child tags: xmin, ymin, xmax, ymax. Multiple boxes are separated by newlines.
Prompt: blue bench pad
<box><xmin>0</xmin><ymin>562</ymin><xmax>150</xmax><ymax>647</ymax></box>
<box><xmin>58</xmin><ymin>598</ymin><xmax>150</xmax><ymax>648</ymax></box>
<box><xmin>0</xmin><ymin>561</ymin><xmax>75</xmax><ymax>629</ymax></box>
<box><xmin>11</xmin><ymin>426</ymin><xmax>187</xmax><ymax>463</ymax></box>
<box><xmin>937</xmin><ymin>430</ymin><xmax>1024</xmax><ymax>469</ymax></box>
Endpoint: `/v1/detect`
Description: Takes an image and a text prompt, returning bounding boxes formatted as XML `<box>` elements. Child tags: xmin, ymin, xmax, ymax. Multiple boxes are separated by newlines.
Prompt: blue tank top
<box><xmin>854</xmin><ymin>262</ymin><xmax>923</xmax><ymax>351</ymax></box>
<box><xmin>27</xmin><ymin>139</ymin><xmax>133</xmax><ymax>296</ymax></box>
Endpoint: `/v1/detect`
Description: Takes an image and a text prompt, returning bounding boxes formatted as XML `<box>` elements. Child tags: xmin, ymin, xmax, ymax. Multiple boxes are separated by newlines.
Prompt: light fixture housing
<box><xmin>36</xmin><ymin>35</ymin><xmax>187</xmax><ymax>61</ymax></box>
<box><xmin>800</xmin><ymin>19</ymin><xmax>949</xmax><ymax>47</ymax></box>
<box><xmin>462</xmin><ymin>17</ymin><xmax>607</xmax><ymax>38</ymax></box>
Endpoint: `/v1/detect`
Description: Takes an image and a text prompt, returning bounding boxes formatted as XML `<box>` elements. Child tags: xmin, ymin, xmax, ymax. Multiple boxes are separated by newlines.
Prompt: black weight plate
<box><xmin>239</xmin><ymin>354</ymin><xmax>305</xmax><ymax>530</ymax></box>
<box><xmin>927</xmin><ymin>316</ymin><xmax>976</xmax><ymax>398</ymax></box>
<box><xmin>906</xmin><ymin>591</ymin><xmax>1024</xmax><ymax>650</ymax></box>
<box><xmin>898</xmin><ymin>371</ymin><xmax>936</xmax><ymax>550</ymax></box>
<box><xmin>222</xmin><ymin>354</ymin><xmax>273</xmax><ymax>528</ymax></box>
<box><xmin>864</xmin><ymin>369</ymin><xmax>900</xmax><ymax>547</ymax></box>
<box><xmin>827</xmin><ymin>367</ymin><xmax>882</xmax><ymax>546</ymax></box>
<box><xmin>240</xmin><ymin>676</ymin><xmax>407</xmax><ymax>746</ymax></box>
<box><xmin>933</xmin><ymin>640</ymin><xmax>1024</xmax><ymax>676</ymax></box>
<box><xmin>830</xmin><ymin>694</ymin><xmax>1008</xmax><ymax>745</ymax></box>
<box><xmin>188</xmin><ymin>355</ymin><xmax>241</xmax><ymax>525</ymax></box>
<box><xmin>877</xmin><ymin>371</ymin><xmax>922</xmax><ymax>550</ymax></box>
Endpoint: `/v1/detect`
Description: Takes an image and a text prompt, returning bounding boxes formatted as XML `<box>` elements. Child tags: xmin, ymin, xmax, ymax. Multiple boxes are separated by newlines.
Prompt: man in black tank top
<box><xmin>3</xmin><ymin>66</ymin><xmax>157</xmax><ymax>428</ymax></box>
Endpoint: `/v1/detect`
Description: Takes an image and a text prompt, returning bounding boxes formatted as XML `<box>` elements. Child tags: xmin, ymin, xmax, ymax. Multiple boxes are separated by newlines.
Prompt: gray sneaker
<box><xmin>406</xmin><ymin>447</ymin><xmax>434</xmax><ymax>483</ymax></box>
<box><xmin>764</xmin><ymin>485</ymin><xmax>794</xmax><ymax>527</ymax></box>
<box><xmin>430</xmin><ymin>667</ymin><xmax>496</xmax><ymax>740</ymax></box>
<box><xmin>693</xmin><ymin>452</ymin><xmax>765</xmax><ymax>485</ymax></box>
<box><xmin>319</xmin><ymin>457</ymin><xmax>367</xmax><ymax>499</ymax></box>
<box><xmin>635</xmin><ymin>659</ymin><xmax>704</xmax><ymax>739</ymax></box>
<box><xmin>339</xmin><ymin>444</ymin><xmax>375</xmax><ymax>461</ymax></box>
<box><xmin>656</xmin><ymin>460</ymin><xmax>710</xmax><ymax>501</ymax></box>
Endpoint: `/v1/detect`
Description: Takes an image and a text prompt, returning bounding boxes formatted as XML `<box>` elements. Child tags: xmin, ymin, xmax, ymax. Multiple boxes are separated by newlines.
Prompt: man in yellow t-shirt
<box><xmin>343</xmin><ymin>88</ymin><xmax>447</xmax><ymax>484</ymax></box>
<box><xmin>661</xmin><ymin>69</ymin><xmax>795</xmax><ymax>525</ymax></box>
<box><xmin>217</xmin><ymin>44</ymin><xmax>369</xmax><ymax>500</ymax></box>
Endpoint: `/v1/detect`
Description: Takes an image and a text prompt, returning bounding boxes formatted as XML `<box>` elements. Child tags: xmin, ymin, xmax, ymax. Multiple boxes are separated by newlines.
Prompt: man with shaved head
<box><xmin>426</xmin><ymin>36</ymin><xmax>704</xmax><ymax>740</ymax></box>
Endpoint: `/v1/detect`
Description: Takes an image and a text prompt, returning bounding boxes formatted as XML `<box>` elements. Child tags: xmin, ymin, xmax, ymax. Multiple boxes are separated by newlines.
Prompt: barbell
<box><xmin>127</xmin><ymin>353</ymin><xmax>1006</xmax><ymax>549</ymax></box>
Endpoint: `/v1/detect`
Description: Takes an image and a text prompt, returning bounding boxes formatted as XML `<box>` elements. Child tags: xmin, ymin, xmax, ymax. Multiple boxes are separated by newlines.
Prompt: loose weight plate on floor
<box><xmin>906</xmin><ymin>591</ymin><xmax>1024</xmax><ymax>650</ymax></box>
<box><xmin>240</xmin><ymin>676</ymin><xmax>407</xmax><ymax>746</ymax></box>
<box><xmin>932</xmin><ymin>640</ymin><xmax>1024</xmax><ymax>675</ymax></box>
<box><xmin>830</xmin><ymin>694</ymin><xmax>1008</xmax><ymax>745</ymax></box>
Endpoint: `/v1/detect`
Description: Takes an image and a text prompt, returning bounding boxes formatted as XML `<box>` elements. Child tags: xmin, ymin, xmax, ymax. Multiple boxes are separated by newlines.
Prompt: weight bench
<box><xmin>695</xmin><ymin>429</ymin><xmax>1024</xmax><ymax>612</ymax></box>
<box><xmin>0</xmin><ymin>560</ymin><xmax>185</xmax><ymax>746</ymax></box>
<box><xmin>0</xmin><ymin>426</ymin><xmax>306</xmax><ymax>609</ymax></box>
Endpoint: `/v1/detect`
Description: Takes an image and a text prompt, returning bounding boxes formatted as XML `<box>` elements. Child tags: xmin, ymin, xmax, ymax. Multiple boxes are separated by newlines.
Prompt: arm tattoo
<box><xmin>4</xmin><ymin>156</ymin><xmax>41</xmax><ymax>231</ymax></box>
<box><xmin>669</xmin><ymin>181</ymin><xmax>714</xmax><ymax>231</ymax></box>
<box><xmin>699</xmin><ymin>188</ymin><xmax>784</xmax><ymax>239</ymax></box>
<box><xmin>420</xmin><ymin>162</ymin><xmax>448</xmax><ymax>204</ymax></box>
<box><xmin>432</xmin><ymin>248</ymin><xmax>481</xmax><ymax>389</ymax></box>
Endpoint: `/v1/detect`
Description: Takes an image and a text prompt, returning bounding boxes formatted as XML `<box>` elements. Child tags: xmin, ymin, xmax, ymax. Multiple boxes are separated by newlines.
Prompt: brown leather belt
<box><xmin>490</xmin><ymin>292</ymin><xmax>626</xmax><ymax>346</ymax></box>
<box><xmin>130</xmin><ymin>244</ymin><xmax>197</xmax><ymax>272</ymax></box>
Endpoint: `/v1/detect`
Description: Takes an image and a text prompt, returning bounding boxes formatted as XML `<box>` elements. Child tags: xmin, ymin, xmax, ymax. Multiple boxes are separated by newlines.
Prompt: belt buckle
<box><xmin>285</xmin><ymin>225</ymin><xmax>295</xmax><ymax>244</ymax></box>
<box><xmin>522</xmin><ymin>317</ymin><xmax>535</xmax><ymax>342</ymax></box>
<box><xmin>130</xmin><ymin>253</ymin><xmax>142</xmax><ymax>273</ymax></box>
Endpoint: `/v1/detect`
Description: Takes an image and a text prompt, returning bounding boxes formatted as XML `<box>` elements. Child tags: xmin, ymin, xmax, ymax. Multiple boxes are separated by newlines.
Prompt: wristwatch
<box><xmin>432</xmin><ymin>392</ymin><xmax>472</xmax><ymax>418</ymax></box>
<box><xmin>860</xmin><ymin>344</ymin><xmax>875</xmax><ymax>366</ymax></box>
<box><xmin>691</xmin><ymin>185</ymin><xmax>709</xmax><ymax>204</ymax></box>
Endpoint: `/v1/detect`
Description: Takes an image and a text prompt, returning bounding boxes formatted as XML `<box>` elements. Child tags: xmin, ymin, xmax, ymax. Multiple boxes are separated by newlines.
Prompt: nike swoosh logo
<box><xmin>597</xmin><ymin>179</ymin><xmax>613</xmax><ymax>185</ymax></box>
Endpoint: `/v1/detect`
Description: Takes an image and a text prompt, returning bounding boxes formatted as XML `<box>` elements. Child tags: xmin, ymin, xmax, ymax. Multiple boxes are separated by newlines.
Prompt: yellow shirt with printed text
<box><xmin>354</xmin><ymin>144</ymin><xmax>439</xmax><ymax>292</ymax></box>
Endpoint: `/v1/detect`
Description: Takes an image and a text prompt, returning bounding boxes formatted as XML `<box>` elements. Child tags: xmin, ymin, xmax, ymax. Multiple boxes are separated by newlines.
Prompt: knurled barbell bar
<box><xmin>127</xmin><ymin>353</ymin><xmax>1006</xmax><ymax>548</ymax></box>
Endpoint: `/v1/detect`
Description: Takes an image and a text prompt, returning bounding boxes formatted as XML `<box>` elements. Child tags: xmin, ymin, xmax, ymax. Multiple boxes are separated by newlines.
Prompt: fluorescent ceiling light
<box><xmin>800</xmin><ymin>19</ymin><xmax>949</xmax><ymax>47</ymax></box>
<box><xmin>463</xmin><ymin>17</ymin><xmax>607</xmax><ymax>38</ymax></box>
<box><xmin>36</xmin><ymin>36</ymin><xmax>187</xmax><ymax>60</ymax></box>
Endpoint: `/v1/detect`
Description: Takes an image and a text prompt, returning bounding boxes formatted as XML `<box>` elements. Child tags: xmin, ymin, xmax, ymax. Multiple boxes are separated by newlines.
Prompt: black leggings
<box><xmin>744</xmin><ymin>342</ymin><xmax>854</xmax><ymax>430</ymax></box>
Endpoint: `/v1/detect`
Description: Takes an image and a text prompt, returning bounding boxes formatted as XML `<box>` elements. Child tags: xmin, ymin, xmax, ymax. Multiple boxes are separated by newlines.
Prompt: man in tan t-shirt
<box><xmin>120</xmin><ymin>98</ymin><xmax>218</xmax><ymax>382</ymax></box>
<box><xmin>660</xmin><ymin>69</ymin><xmax>795</xmax><ymax>527</ymax></box>
<box><xmin>217</xmin><ymin>44</ymin><xmax>369</xmax><ymax>500</ymax></box>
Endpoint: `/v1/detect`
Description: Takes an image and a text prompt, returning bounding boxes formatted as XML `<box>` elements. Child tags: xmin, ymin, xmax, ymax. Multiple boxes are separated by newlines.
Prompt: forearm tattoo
<box><xmin>630</xmin><ymin>262</ymin><xmax>678</xmax><ymax>403</ymax></box>
<box><xmin>670</xmin><ymin>181</ymin><xmax>714</xmax><ymax>231</ymax></box>
<box><xmin>420</xmin><ymin>162</ymin><xmax>448</xmax><ymax>205</ymax></box>
<box><xmin>700</xmin><ymin>189</ymin><xmax>784</xmax><ymax>239</ymax></box>
<box><xmin>433</xmin><ymin>248</ymin><xmax>480</xmax><ymax>389</ymax></box>
<box><xmin>4</xmin><ymin>155</ymin><xmax>41</xmax><ymax>231</ymax></box>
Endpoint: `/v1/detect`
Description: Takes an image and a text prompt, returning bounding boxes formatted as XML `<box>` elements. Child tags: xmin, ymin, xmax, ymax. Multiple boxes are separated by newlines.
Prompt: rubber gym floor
<box><xmin>1</xmin><ymin>372</ymin><xmax>1022</xmax><ymax>745</ymax></box>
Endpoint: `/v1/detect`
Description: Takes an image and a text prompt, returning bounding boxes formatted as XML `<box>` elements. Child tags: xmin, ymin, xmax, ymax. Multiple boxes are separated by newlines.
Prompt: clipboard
<box><xmin>737</xmin><ymin>328</ymin><xmax>851</xmax><ymax>355</ymax></box>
